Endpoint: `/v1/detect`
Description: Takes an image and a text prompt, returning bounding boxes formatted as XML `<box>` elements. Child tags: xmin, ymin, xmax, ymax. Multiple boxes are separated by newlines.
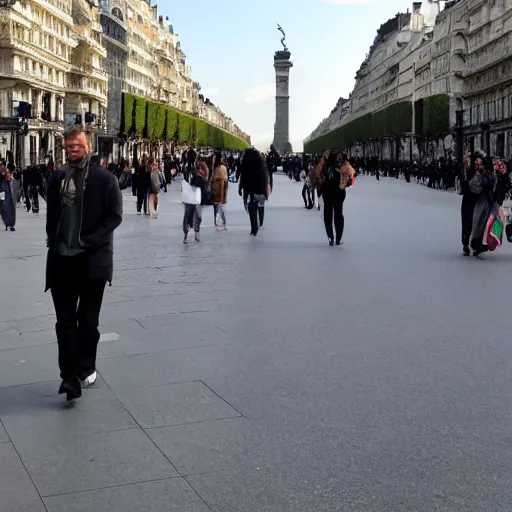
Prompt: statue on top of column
<box><xmin>277</xmin><ymin>24</ymin><xmax>288</xmax><ymax>51</ymax></box>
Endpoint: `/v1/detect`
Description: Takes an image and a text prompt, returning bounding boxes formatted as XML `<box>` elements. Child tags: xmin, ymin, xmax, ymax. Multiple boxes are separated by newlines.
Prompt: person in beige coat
<box><xmin>211</xmin><ymin>151</ymin><xmax>228</xmax><ymax>230</ymax></box>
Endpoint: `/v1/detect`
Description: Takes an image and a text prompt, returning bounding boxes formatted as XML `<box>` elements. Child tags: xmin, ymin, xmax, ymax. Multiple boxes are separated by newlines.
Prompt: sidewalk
<box><xmin>2</xmin><ymin>175</ymin><xmax>512</xmax><ymax>512</ymax></box>
<box><xmin>0</xmin><ymin>182</ymin><xmax>250</xmax><ymax>512</ymax></box>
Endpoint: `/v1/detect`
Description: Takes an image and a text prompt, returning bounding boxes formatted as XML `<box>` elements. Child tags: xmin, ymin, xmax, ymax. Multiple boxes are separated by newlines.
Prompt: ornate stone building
<box><xmin>67</xmin><ymin>0</ymin><xmax>108</xmax><ymax>155</ymax></box>
<box><xmin>99</xmin><ymin>0</ymin><xmax>128</xmax><ymax>142</ymax></box>
<box><xmin>0</xmin><ymin>0</ymin><xmax>74</xmax><ymax>166</ymax></box>
<box><xmin>462</xmin><ymin>0</ymin><xmax>512</xmax><ymax>157</ymax></box>
<box><xmin>304</xmin><ymin>0</ymin><xmax>512</xmax><ymax>162</ymax></box>
<box><xmin>99</xmin><ymin>0</ymin><xmax>249</xmax><ymax>153</ymax></box>
<box><xmin>0</xmin><ymin>0</ymin><xmax>248</xmax><ymax>166</ymax></box>
<box><xmin>305</xmin><ymin>1</ymin><xmax>444</xmax><ymax>159</ymax></box>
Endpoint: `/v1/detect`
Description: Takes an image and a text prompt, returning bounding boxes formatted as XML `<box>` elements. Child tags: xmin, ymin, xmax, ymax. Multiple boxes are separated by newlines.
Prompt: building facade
<box><xmin>305</xmin><ymin>1</ymin><xmax>444</xmax><ymax>159</ymax></box>
<box><xmin>462</xmin><ymin>0</ymin><xmax>512</xmax><ymax>157</ymax></box>
<box><xmin>0</xmin><ymin>0</ymin><xmax>74</xmax><ymax>167</ymax></box>
<box><xmin>305</xmin><ymin>0</ymin><xmax>512</xmax><ymax>162</ymax></box>
<box><xmin>0</xmin><ymin>0</ymin><xmax>249</xmax><ymax>167</ymax></box>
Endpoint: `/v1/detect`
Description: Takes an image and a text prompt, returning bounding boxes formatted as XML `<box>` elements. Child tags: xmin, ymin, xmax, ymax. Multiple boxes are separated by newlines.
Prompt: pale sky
<box><xmin>160</xmin><ymin>0</ymin><xmax>422</xmax><ymax>151</ymax></box>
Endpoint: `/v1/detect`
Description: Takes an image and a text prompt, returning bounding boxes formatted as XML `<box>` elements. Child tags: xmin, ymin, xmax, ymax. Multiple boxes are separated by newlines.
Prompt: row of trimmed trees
<box><xmin>120</xmin><ymin>93</ymin><xmax>250</xmax><ymax>151</ymax></box>
<box><xmin>304</xmin><ymin>94</ymin><xmax>451</xmax><ymax>155</ymax></box>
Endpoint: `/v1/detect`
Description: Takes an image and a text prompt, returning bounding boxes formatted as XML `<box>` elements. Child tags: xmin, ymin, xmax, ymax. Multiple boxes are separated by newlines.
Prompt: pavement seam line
<box><xmin>96</xmin><ymin>371</ymin><xmax>217</xmax><ymax>511</ymax></box>
<box><xmin>0</xmin><ymin>418</ymin><xmax>50</xmax><ymax>512</ymax></box>
<box><xmin>145</xmin><ymin>414</ymin><xmax>243</xmax><ymax>431</ymax></box>
<box><xmin>199</xmin><ymin>380</ymin><xmax>246</xmax><ymax>419</ymax></box>
<box><xmin>40</xmin><ymin>476</ymin><xmax>183</xmax><ymax>499</ymax></box>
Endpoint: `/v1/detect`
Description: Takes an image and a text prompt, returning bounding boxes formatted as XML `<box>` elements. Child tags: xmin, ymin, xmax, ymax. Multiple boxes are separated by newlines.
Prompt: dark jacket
<box><xmin>45</xmin><ymin>162</ymin><xmax>123</xmax><ymax>291</ymax></box>
<box><xmin>494</xmin><ymin>172</ymin><xmax>511</xmax><ymax>206</ymax></box>
<box><xmin>239</xmin><ymin>153</ymin><xmax>269</xmax><ymax>197</ymax></box>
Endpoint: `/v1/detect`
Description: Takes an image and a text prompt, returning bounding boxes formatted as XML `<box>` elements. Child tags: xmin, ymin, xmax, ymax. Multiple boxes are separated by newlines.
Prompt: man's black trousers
<box><xmin>50</xmin><ymin>253</ymin><xmax>106</xmax><ymax>381</ymax></box>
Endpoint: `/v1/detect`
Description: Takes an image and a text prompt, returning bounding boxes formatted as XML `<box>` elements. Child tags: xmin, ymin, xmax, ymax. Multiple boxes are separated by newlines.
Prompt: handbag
<box><xmin>181</xmin><ymin>180</ymin><xmax>201</xmax><ymax>205</ymax></box>
<box><xmin>201</xmin><ymin>181</ymin><xmax>212</xmax><ymax>205</ymax></box>
<box><xmin>484</xmin><ymin>203</ymin><xmax>505</xmax><ymax>251</ymax></box>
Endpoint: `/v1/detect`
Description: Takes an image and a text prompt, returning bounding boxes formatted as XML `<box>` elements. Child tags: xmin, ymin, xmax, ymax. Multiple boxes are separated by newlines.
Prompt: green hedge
<box><xmin>135</xmin><ymin>97</ymin><xmax>147</xmax><ymax>137</ymax></box>
<box><xmin>122</xmin><ymin>94</ymin><xmax>135</xmax><ymax>135</ymax></box>
<box><xmin>421</xmin><ymin>94</ymin><xmax>450</xmax><ymax>138</ymax></box>
<box><xmin>120</xmin><ymin>93</ymin><xmax>249</xmax><ymax>150</ymax></box>
<box><xmin>304</xmin><ymin>101</ymin><xmax>413</xmax><ymax>153</ymax></box>
<box><xmin>147</xmin><ymin>103</ymin><xmax>166</xmax><ymax>140</ymax></box>
<box><xmin>166</xmin><ymin>108</ymin><xmax>179</xmax><ymax>141</ymax></box>
<box><xmin>177</xmin><ymin>112</ymin><xmax>195</xmax><ymax>144</ymax></box>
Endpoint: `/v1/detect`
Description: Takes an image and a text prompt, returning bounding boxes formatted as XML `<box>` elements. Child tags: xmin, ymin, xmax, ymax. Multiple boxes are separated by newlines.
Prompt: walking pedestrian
<box><xmin>135</xmin><ymin>157</ymin><xmax>150</xmax><ymax>215</ymax></box>
<box><xmin>211</xmin><ymin>151</ymin><xmax>228</xmax><ymax>230</ymax></box>
<box><xmin>0</xmin><ymin>162</ymin><xmax>16</xmax><ymax>231</ymax></box>
<box><xmin>148</xmin><ymin>159</ymin><xmax>161</xmax><ymax>218</ymax></box>
<box><xmin>239</xmin><ymin>148</ymin><xmax>270</xmax><ymax>236</ymax></box>
<box><xmin>312</xmin><ymin>150</ymin><xmax>355</xmax><ymax>246</ymax></box>
<box><xmin>183</xmin><ymin>160</ymin><xmax>209</xmax><ymax>243</ymax></box>
<box><xmin>460</xmin><ymin>152</ymin><xmax>478</xmax><ymax>256</ymax></box>
<box><xmin>45</xmin><ymin>125</ymin><xmax>123</xmax><ymax>401</ymax></box>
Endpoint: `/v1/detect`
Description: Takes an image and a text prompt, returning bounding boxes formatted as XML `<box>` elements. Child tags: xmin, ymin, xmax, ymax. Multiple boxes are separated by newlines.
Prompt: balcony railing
<box><xmin>65</xmin><ymin>82</ymin><xmax>107</xmax><ymax>102</ymax></box>
<box><xmin>70</xmin><ymin>63</ymin><xmax>108</xmax><ymax>82</ymax></box>
<box><xmin>31</xmin><ymin>0</ymin><xmax>73</xmax><ymax>24</ymax></box>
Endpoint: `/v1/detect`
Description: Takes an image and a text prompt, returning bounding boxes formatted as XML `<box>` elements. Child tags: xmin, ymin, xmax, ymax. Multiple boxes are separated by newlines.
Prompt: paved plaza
<box><xmin>1</xmin><ymin>175</ymin><xmax>512</xmax><ymax>511</ymax></box>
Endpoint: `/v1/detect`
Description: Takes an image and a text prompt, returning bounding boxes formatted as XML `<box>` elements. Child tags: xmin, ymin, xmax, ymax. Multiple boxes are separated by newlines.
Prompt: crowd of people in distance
<box><xmin>3</xmin><ymin>124</ymin><xmax>511</xmax><ymax>402</ymax></box>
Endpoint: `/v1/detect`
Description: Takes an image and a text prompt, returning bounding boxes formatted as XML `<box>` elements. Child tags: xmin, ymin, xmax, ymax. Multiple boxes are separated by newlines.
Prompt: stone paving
<box><xmin>1</xmin><ymin>175</ymin><xmax>512</xmax><ymax>511</ymax></box>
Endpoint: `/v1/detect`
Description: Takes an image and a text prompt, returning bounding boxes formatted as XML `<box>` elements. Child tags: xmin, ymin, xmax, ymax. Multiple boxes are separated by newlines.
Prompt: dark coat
<box><xmin>239</xmin><ymin>155</ymin><xmax>269</xmax><ymax>197</ymax></box>
<box><xmin>45</xmin><ymin>163</ymin><xmax>123</xmax><ymax>291</ymax></box>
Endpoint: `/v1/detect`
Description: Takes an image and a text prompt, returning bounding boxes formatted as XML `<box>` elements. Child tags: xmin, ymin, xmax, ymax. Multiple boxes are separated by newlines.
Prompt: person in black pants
<box><xmin>312</xmin><ymin>150</ymin><xmax>353</xmax><ymax>246</ymax></box>
<box><xmin>460</xmin><ymin>152</ymin><xmax>478</xmax><ymax>256</ymax></box>
<box><xmin>135</xmin><ymin>159</ymin><xmax>150</xmax><ymax>214</ymax></box>
<box><xmin>323</xmin><ymin>187</ymin><xmax>346</xmax><ymax>245</ymax></box>
<box><xmin>239</xmin><ymin>148</ymin><xmax>269</xmax><ymax>236</ymax></box>
<box><xmin>301</xmin><ymin>169</ymin><xmax>314</xmax><ymax>209</ymax></box>
<box><xmin>46</xmin><ymin>125</ymin><xmax>123</xmax><ymax>401</ymax></box>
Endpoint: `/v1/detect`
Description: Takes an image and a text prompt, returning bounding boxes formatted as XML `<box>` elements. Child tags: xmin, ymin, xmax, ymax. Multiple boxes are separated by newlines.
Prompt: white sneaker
<box><xmin>81</xmin><ymin>371</ymin><xmax>97</xmax><ymax>388</ymax></box>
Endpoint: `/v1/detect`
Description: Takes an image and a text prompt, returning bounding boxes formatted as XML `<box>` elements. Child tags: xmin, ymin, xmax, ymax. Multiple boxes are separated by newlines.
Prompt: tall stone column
<box><xmin>273</xmin><ymin>50</ymin><xmax>293</xmax><ymax>153</ymax></box>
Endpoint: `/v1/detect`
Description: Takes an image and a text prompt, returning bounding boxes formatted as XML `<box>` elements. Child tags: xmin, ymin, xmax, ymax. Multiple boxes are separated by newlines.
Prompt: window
<box><xmin>29</xmin><ymin>136</ymin><xmax>37</xmax><ymax>165</ymax></box>
<box><xmin>497</xmin><ymin>99</ymin><xmax>504</xmax><ymax>120</ymax></box>
<box><xmin>489</xmin><ymin>101</ymin><xmax>495</xmax><ymax>121</ymax></box>
<box><xmin>497</xmin><ymin>133</ymin><xmax>505</xmax><ymax>156</ymax></box>
<box><xmin>112</xmin><ymin>7</ymin><xmax>123</xmax><ymax>21</ymax></box>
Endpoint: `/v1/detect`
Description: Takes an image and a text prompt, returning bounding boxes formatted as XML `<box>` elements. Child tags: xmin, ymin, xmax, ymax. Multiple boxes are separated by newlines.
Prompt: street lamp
<box><xmin>0</xmin><ymin>0</ymin><xmax>17</xmax><ymax>6</ymax></box>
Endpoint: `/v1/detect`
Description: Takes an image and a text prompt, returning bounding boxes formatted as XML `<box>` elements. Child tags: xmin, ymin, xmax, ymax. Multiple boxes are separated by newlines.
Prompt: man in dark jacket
<box><xmin>239</xmin><ymin>148</ymin><xmax>269</xmax><ymax>236</ymax></box>
<box><xmin>46</xmin><ymin>126</ymin><xmax>123</xmax><ymax>401</ymax></box>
